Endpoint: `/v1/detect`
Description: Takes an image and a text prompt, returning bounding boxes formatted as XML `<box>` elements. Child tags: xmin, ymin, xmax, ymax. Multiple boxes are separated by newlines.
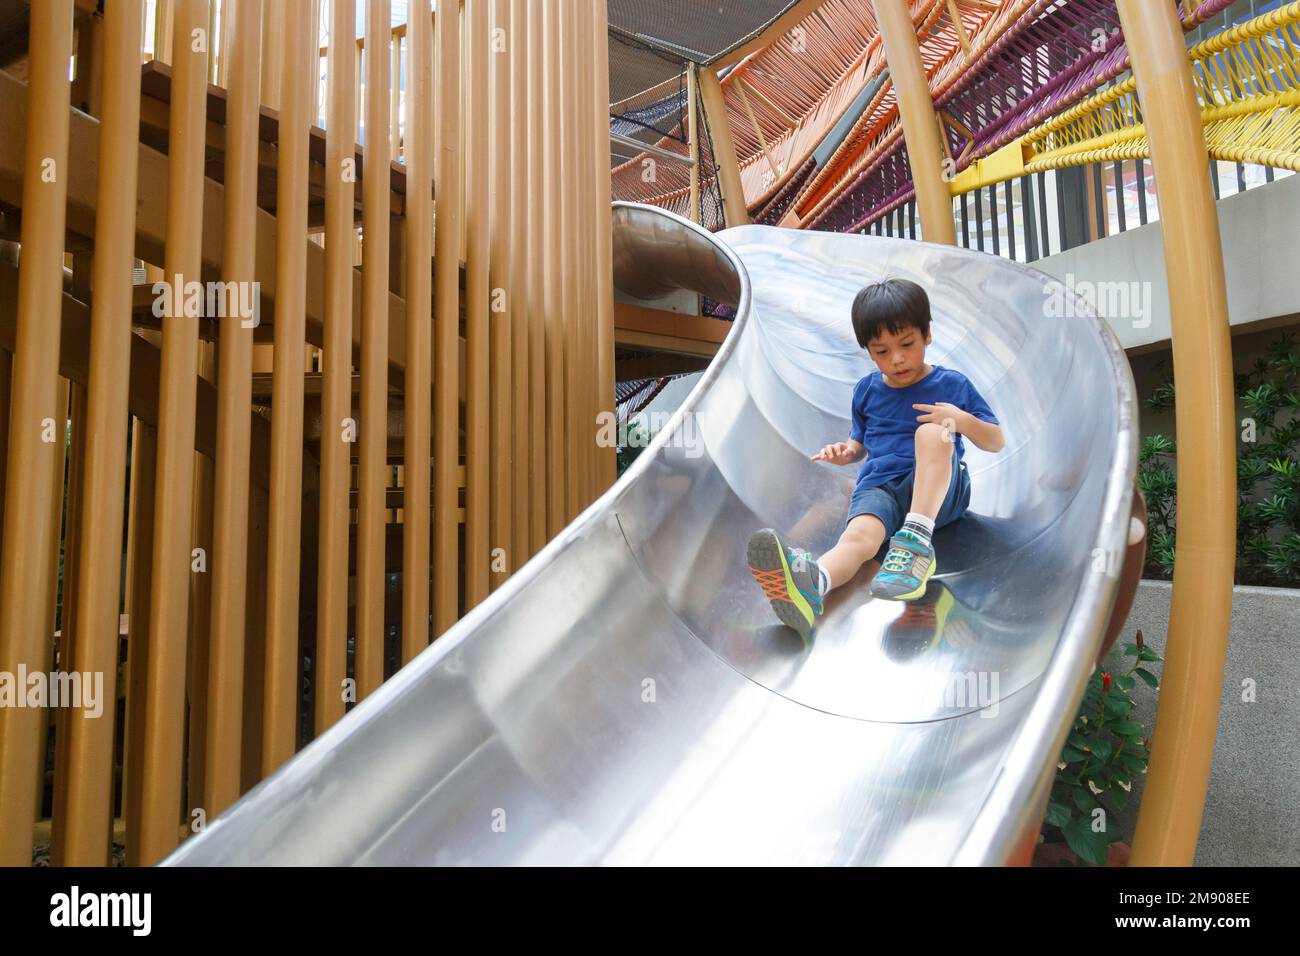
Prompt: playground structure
<box><xmin>167</xmin><ymin>203</ymin><xmax>1140</xmax><ymax>865</ymax></box>
<box><xmin>0</xmin><ymin>0</ymin><xmax>1282</xmax><ymax>865</ymax></box>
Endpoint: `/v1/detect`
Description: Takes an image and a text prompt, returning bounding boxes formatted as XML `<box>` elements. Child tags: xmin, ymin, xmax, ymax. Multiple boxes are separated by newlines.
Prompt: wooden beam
<box><xmin>709</xmin><ymin>0</ymin><xmax>833</xmax><ymax>72</ymax></box>
<box><xmin>737</xmin><ymin>74</ymin><xmax>797</xmax><ymax>130</ymax></box>
<box><xmin>616</xmin><ymin>330</ymin><xmax>721</xmax><ymax>357</ymax></box>
<box><xmin>614</xmin><ymin>301</ymin><xmax>731</xmax><ymax>357</ymax></box>
<box><xmin>0</xmin><ymin>67</ymin><xmax>414</xmax><ymax>386</ymax></box>
<box><xmin>735</xmin><ymin>76</ymin><xmax>781</xmax><ymax>181</ymax></box>
<box><xmin>616</xmin><ymin>351</ymin><xmax>711</xmax><ymax>381</ymax></box>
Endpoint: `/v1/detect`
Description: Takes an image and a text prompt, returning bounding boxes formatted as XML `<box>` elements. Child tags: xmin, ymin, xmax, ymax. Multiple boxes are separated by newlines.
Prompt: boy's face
<box><xmin>867</xmin><ymin>324</ymin><xmax>931</xmax><ymax>385</ymax></box>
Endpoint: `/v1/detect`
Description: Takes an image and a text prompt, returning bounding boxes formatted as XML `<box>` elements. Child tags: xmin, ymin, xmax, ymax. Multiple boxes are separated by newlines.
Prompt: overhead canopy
<box><xmin>608</xmin><ymin>0</ymin><xmax>810</xmax><ymax>164</ymax></box>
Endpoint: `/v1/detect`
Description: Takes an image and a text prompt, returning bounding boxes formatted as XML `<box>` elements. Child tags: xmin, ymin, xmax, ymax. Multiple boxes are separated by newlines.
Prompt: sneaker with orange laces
<box><xmin>747</xmin><ymin>528</ymin><xmax>824</xmax><ymax>639</ymax></box>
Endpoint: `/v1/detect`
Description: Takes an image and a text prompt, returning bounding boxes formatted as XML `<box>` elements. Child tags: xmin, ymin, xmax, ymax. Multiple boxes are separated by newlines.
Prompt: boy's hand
<box><xmin>913</xmin><ymin>402</ymin><xmax>970</xmax><ymax>439</ymax></box>
<box><xmin>811</xmin><ymin>442</ymin><xmax>856</xmax><ymax>465</ymax></box>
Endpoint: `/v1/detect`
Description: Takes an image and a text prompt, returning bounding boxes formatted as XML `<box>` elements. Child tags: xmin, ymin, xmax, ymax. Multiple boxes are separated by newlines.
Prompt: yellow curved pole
<box><xmin>1117</xmin><ymin>0</ymin><xmax>1237</xmax><ymax>866</ymax></box>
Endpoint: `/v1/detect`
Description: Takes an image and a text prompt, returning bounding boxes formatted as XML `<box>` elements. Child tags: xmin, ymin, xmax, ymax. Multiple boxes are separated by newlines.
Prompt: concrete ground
<box><xmin>1103</xmin><ymin>580</ymin><xmax>1300</xmax><ymax>866</ymax></box>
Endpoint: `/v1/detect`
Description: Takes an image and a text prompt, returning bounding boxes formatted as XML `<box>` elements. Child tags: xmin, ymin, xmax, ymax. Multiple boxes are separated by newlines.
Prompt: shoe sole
<box><xmin>747</xmin><ymin>529</ymin><xmax>816</xmax><ymax>639</ymax></box>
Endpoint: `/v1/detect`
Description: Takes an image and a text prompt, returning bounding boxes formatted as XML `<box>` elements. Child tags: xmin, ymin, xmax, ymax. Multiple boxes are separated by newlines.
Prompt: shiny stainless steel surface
<box><xmin>164</xmin><ymin>203</ymin><xmax>1137</xmax><ymax>866</ymax></box>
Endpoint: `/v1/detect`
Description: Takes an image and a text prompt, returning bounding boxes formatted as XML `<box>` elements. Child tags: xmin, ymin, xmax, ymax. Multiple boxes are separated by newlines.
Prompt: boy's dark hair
<box><xmin>850</xmin><ymin>278</ymin><xmax>931</xmax><ymax>348</ymax></box>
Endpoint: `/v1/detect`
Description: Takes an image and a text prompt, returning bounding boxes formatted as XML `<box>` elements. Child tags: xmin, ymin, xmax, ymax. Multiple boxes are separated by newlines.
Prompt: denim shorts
<box><xmin>847</xmin><ymin>454</ymin><xmax>971</xmax><ymax>545</ymax></box>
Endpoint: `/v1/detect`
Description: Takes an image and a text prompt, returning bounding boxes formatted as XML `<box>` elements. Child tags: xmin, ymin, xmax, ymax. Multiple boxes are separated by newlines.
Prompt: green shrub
<box><xmin>1045</xmin><ymin>632</ymin><xmax>1162</xmax><ymax>865</ymax></box>
<box><xmin>1139</xmin><ymin>332</ymin><xmax>1300</xmax><ymax>586</ymax></box>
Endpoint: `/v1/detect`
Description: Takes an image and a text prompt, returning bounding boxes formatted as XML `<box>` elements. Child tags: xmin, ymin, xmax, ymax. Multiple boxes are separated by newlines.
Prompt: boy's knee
<box><xmin>843</xmin><ymin>515</ymin><xmax>885</xmax><ymax>551</ymax></box>
<box><xmin>915</xmin><ymin>421</ymin><xmax>952</xmax><ymax>453</ymax></box>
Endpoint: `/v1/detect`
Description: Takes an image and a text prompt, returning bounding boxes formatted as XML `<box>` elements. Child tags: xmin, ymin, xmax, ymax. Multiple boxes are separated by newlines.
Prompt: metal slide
<box><xmin>165</xmin><ymin>203</ymin><xmax>1138</xmax><ymax>866</ymax></box>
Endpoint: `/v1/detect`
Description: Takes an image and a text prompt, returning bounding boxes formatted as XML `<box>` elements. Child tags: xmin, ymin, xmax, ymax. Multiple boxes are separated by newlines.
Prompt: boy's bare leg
<box><xmin>908</xmin><ymin>422</ymin><xmax>953</xmax><ymax>520</ymax></box>
<box><xmin>819</xmin><ymin>514</ymin><xmax>887</xmax><ymax>591</ymax></box>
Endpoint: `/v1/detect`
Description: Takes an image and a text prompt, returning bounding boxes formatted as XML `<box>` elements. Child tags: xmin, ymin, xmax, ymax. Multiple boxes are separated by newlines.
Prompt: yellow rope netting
<box><xmin>1022</xmin><ymin>1</ymin><xmax>1300</xmax><ymax>176</ymax></box>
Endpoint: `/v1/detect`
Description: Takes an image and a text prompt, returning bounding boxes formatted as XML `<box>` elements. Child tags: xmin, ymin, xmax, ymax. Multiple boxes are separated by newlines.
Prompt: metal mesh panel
<box><xmin>607</xmin><ymin>1</ymin><xmax>806</xmax><ymax>117</ymax></box>
<box><xmin>609</xmin><ymin>55</ymin><xmax>688</xmax><ymax>166</ymax></box>
<box><xmin>609</xmin><ymin>0</ymin><xmax>802</xmax><ymax>70</ymax></box>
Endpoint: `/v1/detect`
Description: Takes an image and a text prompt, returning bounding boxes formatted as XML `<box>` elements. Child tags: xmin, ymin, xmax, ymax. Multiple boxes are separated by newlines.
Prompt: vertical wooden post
<box><xmin>218</xmin><ymin>0</ymin><xmax>235</xmax><ymax>86</ymax></box>
<box><xmin>206</xmin><ymin>0</ymin><xmax>261</xmax><ymax>818</ymax></box>
<box><xmin>156</xmin><ymin>0</ymin><xmax>175</xmax><ymax>64</ymax></box>
<box><xmin>261</xmin><ymin>0</ymin><xmax>312</xmax><ymax>777</ymax></box>
<box><xmin>579</xmin><ymin>5</ymin><xmax>598</xmax><ymax>509</ymax></box>
<box><xmin>50</xmin><ymin>382</ymin><xmax>85</xmax><ymax>861</ymax></box>
<box><xmin>136</xmin><ymin>0</ymin><xmax>209</xmax><ymax>865</ymax></box>
<box><xmin>465</xmin><ymin>0</ymin><xmax>491</xmax><ymax>609</ymax></box>
<box><xmin>0</xmin><ymin>0</ymin><xmax>73</xmax><ymax>867</ymax></box>
<box><xmin>526</xmin><ymin>0</ymin><xmax>546</xmax><ymax>559</ymax></box>
<box><xmin>239</xmin><ymin>481</ymin><xmax>268</xmax><ymax>793</ymax></box>
<box><xmin>697</xmin><ymin>68</ymin><xmax>748</xmax><ymax>228</ymax></box>
<box><xmin>403</xmin><ymin>0</ymin><xmax>433</xmax><ymax>661</ymax></box>
<box><xmin>489</xmin><ymin>0</ymin><xmax>515</xmax><ymax>592</ymax></box>
<box><xmin>122</xmin><ymin>418</ymin><xmax>156</xmax><ymax>866</ymax></box>
<box><xmin>871</xmin><ymin>0</ymin><xmax>956</xmax><ymax>244</ymax></box>
<box><xmin>560</xmin><ymin>7</ymin><xmax>582</xmax><ymax>523</ymax></box>
<box><xmin>357</xmin><ymin>0</ymin><xmax>390</xmax><ymax>699</ymax></box>
<box><xmin>185</xmin><ymin>403</ymin><xmax>214</xmax><ymax>826</ymax></box>
<box><xmin>433</xmin><ymin>0</ymin><xmax>462</xmax><ymax>635</ymax></box>
<box><xmin>541</xmin><ymin>0</ymin><xmax>565</xmax><ymax>539</ymax></box>
<box><xmin>317</xmin><ymin>0</ymin><xmax>357</xmax><ymax>730</ymax></box>
<box><xmin>508</xmin><ymin>0</ymin><xmax>529</xmax><ymax>569</ymax></box>
<box><xmin>506</xmin><ymin>0</ymin><xmax>527</xmax><ymax>567</ymax></box>
<box><xmin>259</xmin><ymin>0</ymin><xmax>282</xmax><ymax>108</ymax></box>
<box><xmin>390</xmin><ymin>31</ymin><xmax>401</xmax><ymax>163</ymax></box>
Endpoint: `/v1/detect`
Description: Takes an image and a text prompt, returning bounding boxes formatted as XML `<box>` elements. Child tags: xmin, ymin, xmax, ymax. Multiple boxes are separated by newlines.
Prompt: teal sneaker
<box><xmin>870</xmin><ymin>531</ymin><xmax>936</xmax><ymax>601</ymax></box>
<box><xmin>747</xmin><ymin>528</ymin><xmax>824</xmax><ymax>639</ymax></box>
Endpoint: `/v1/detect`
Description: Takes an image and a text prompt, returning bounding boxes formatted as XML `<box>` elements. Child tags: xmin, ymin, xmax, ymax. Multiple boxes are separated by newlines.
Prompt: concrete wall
<box><xmin>1034</xmin><ymin>171</ymin><xmax>1300</xmax><ymax>351</ymax></box>
<box><xmin>1106</xmin><ymin>580</ymin><xmax>1300</xmax><ymax>865</ymax></box>
<box><xmin>1127</xmin><ymin>320</ymin><xmax>1300</xmax><ymax>454</ymax></box>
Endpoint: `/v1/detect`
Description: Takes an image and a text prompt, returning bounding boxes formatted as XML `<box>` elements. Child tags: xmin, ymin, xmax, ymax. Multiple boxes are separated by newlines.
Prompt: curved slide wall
<box><xmin>164</xmin><ymin>203</ymin><xmax>1137</xmax><ymax>866</ymax></box>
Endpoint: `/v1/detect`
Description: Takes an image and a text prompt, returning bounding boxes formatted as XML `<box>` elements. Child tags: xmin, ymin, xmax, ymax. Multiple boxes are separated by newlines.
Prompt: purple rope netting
<box><xmin>806</xmin><ymin>0</ymin><xmax>1239</xmax><ymax>234</ymax></box>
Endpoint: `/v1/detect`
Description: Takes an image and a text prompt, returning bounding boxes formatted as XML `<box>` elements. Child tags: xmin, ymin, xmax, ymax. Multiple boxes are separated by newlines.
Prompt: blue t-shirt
<box><xmin>848</xmin><ymin>364</ymin><xmax>999</xmax><ymax>490</ymax></box>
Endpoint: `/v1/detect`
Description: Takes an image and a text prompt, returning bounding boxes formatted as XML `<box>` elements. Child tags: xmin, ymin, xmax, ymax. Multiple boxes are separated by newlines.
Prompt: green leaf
<box><xmin>1103</xmin><ymin>694</ymin><xmax>1133</xmax><ymax>718</ymax></box>
<box><xmin>1061</xmin><ymin>745</ymin><xmax>1087</xmax><ymax>764</ymax></box>
<box><xmin>1091</xmin><ymin>738</ymin><xmax>1113</xmax><ymax>762</ymax></box>
<box><xmin>1138</xmin><ymin>646</ymin><xmax>1162</xmax><ymax>662</ymax></box>
<box><xmin>1115</xmin><ymin>674</ymin><xmax>1136</xmax><ymax>692</ymax></box>
<box><xmin>1071</xmin><ymin>785</ymin><xmax>1098</xmax><ymax>815</ymax></box>
<box><xmin>1063</xmin><ymin>814</ymin><xmax>1110</xmax><ymax>867</ymax></box>
<box><xmin>1110</xmin><ymin>720</ymin><xmax>1145</xmax><ymax>737</ymax></box>
<box><xmin>1045</xmin><ymin>801</ymin><xmax>1071</xmax><ymax>828</ymax></box>
<box><xmin>1134</xmin><ymin>668</ymin><xmax>1159</xmax><ymax>688</ymax></box>
<box><xmin>1117</xmin><ymin>753</ymin><xmax>1147</xmax><ymax>773</ymax></box>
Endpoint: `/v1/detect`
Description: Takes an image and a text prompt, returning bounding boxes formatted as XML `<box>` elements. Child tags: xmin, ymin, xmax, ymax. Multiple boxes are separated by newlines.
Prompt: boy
<box><xmin>746</xmin><ymin>277</ymin><xmax>1004</xmax><ymax>639</ymax></box>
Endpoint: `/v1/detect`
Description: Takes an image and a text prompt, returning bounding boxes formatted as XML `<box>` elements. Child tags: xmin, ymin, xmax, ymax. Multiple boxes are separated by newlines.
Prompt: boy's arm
<box><xmin>811</xmin><ymin>438</ymin><xmax>866</xmax><ymax>464</ymax></box>
<box><xmin>960</xmin><ymin>377</ymin><xmax>1004</xmax><ymax>452</ymax></box>
<box><xmin>957</xmin><ymin>415</ymin><xmax>1005</xmax><ymax>453</ymax></box>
